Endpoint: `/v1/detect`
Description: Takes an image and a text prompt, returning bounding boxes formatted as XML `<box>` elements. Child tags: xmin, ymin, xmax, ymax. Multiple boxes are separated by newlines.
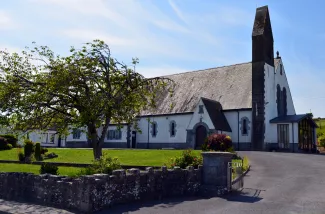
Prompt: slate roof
<box><xmin>270</xmin><ymin>114</ymin><xmax>318</xmax><ymax>128</ymax></box>
<box><xmin>141</xmin><ymin>59</ymin><xmax>281</xmax><ymax>116</ymax></box>
<box><xmin>201</xmin><ymin>98</ymin><xmax>232</xmax><ymax>132</ymax></box>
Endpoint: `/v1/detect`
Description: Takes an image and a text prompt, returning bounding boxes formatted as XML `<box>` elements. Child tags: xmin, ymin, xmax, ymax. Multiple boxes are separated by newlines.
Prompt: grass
<box><xmin>232</xmin><ymin>156</ymin><xmax>249</xmax><ymax>180</ymax></box>
<box><xmin>0</xmin><ymin>163</ymin><xmax>82</xmax><ymax>176</ymax></box>
<box><xmin>0</xmin><ymin>148</ymin><xmax>201</xmax><ymax>166</ymax></box>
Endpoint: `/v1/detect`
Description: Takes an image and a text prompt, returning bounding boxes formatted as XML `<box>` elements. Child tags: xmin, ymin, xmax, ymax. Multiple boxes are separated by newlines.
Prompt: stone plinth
<box><xmin>201</xmin><ymin>152</ymin><xmax>233</xmax><ymax>187</ymax></box>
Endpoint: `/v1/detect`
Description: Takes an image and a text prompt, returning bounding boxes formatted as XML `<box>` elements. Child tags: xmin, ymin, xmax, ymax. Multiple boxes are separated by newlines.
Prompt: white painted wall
<box><xmin>264</xmin><ymin>61</ymin><xmax>296</xmax><ymax>144</ymax></box>
<box><xmin>136</xmin><ymin>114</ymin><xmax>192</xmax><ymax>144</ymax></box>
<box><xmin>0</xmin><ymin>128</ymin><xmax>61</xmax><ymax>147</ymax></box>
<box><xmin>64</xmin><ymin>125</ymin><xmax>128</xmax><ymax>144</ymax></box>
<box><xmin>28</xmin><ymin>130</ymin><xmax>59</xmax><ymax>147</ymax></box>
<box><xmin>187</xmin><ymin>99</ymin><xmax>215</xmax><ymax>130</ymax></box>
<box><xmin>224</xmin><ymin>110</ymin><xmax>252</xmax><ymax>143</ymax></box>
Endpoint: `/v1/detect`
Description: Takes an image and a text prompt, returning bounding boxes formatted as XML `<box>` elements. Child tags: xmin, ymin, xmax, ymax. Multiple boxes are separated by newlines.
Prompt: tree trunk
<box><xmin>93</xmin><ymin>143</ymin><xmax>102</xmax><ymax>160</ymax></box>
<box><xmin>88</xmin><ymin>123</ymin><xmax>102</xmax><ymax>160</ymax></box>
<box><xmin>88</xmin><ymin>116</ymin><xmax>111</xmax><ymax>160</ymax></box>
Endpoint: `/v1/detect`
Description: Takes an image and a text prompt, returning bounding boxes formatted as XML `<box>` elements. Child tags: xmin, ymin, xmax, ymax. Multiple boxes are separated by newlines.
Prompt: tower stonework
<box><xmin>252</xmin><ymin>6</ymin><xmax>274</xmax><ymax>150</ymax></box>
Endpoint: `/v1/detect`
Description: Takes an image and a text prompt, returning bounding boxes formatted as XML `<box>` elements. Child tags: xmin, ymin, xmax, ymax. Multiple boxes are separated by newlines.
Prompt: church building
<box><xmin>20</xmin><ymin>6</ymin><xmax>318</xmax><ymax>152</ymax></box>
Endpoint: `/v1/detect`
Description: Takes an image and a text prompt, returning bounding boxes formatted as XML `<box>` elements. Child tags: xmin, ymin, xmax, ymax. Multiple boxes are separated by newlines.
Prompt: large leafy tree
<box><xmin>0</xmin><ymin>40</ymin><xmax>172</xmax><ymax>159</ymax></box>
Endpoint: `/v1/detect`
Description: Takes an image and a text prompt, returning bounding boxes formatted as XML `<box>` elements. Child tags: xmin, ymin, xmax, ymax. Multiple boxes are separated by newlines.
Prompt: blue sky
<box><xmin>0</xmin><ymin>0</ymin><xmax>324</xmax><ymax>117</ymax></box>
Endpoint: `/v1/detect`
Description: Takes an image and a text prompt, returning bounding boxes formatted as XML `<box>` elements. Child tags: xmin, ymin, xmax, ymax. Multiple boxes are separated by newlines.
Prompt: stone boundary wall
<box><xmin>0</xmin><ymin>166</ymin><xmax>201</xmax><ymax>213</ymax></box>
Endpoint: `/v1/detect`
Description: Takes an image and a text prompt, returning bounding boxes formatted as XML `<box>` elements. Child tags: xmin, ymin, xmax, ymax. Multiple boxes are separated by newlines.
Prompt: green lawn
<box><xmin>0</xmin><ymin>148</ymin><xmax>201</xmax><ymax>166</ymax></box>
<box><xmin>0</xmin><ymin>163</ymin><xmax>81</xmax><ymax>176</ymax></box>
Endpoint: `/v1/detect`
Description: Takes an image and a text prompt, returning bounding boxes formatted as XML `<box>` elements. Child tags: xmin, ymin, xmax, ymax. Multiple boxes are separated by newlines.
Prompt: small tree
<box><xmin>0</xmin><ymin>40</ymin><xmax>172</xmax><ymax>159</ymax></box>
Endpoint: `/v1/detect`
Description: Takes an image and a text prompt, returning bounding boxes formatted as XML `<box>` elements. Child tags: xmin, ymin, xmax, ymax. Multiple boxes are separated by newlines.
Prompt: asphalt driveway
<box><xmin>2</xmin><ymin>151</ymin><xmax>325</xmax><ymax>214</ymax></box>
<box><xmin>102</xmin><ymin>151</ymin><xmax>325</xmax><ymax>214</ymax></box>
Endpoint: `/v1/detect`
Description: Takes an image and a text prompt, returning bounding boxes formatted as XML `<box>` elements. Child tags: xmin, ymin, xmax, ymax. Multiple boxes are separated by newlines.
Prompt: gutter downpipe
<box><xmin>292</xmin><ymin>122</ymin><xmax>294</xmax><ymax>153</ymax></box>
<box><xmin>147</xmin><ymin>118</ymin><xmax>150</xmax><ymax>149</ymax></box>
<box><xmin>237</xmin><ymin>110</ymin><xmax>240</xmax><ymax>151</ymax></box>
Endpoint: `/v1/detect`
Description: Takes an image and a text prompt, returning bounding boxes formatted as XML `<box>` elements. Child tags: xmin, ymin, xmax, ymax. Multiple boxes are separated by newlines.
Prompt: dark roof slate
<box><xmin>201</xmin><ymin>97</ymin><xmax>232</xmax><ymax>132</ymax></box>
<box><xmin>270</xmin><ymin>114</ymin><xmax>318</xmax><ymax>128</ymax></box>
<box><xmin>141</xmin><ymin>59</ymin><xmax>280</xmax><ymax>115</ymax></box>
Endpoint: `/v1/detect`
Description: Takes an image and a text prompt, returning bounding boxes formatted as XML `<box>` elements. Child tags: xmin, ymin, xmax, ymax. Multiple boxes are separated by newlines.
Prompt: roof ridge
<box><xmin>157</xmin><ymin>61</ymin><xmax>252</xmax><ymax>78</ymax></box>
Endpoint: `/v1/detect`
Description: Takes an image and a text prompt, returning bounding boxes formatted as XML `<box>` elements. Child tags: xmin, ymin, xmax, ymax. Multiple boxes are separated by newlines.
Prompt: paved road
<box><xmin>102</xmin><ymin>151</ymin><xmax>325</xmax><ymax>214</ymax></box>
<box><xmin>2</xmin><ymin>152</ymin><xmax>325</xmax><ymax>214</ymax></box>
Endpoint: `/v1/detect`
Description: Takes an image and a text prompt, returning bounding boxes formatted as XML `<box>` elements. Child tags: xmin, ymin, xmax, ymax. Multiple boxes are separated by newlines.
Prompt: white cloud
<box><xmin>168</xmin><ymin>0</ymin><xmax>188</xmax><ymax>25</ymax></box>
<box><xmin>0</xmin><ymin>11</ymin><xmax>16</xmax><ymax>30</ymax></box>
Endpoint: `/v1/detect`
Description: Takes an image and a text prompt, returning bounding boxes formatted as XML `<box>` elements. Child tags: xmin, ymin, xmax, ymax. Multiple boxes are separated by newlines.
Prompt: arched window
<box><xmin>243</xmin><ymin>119</ymin><xmax>248</xmax><ymax>135</ymax></box>
<box><xmin>283</xmin><ymin>87</ymin><xmax>287</xmax><ymax>116</ymax></box>
<box><xmin>240</xmin><ymin>117</ymin><xmax>250</xmax><ymax>136</ymax></box>
<box><xmin>169</xmin><ymin>121</ymin><xmax>177</xmax><ymax>137</ymax></box>
<box><xmin>277</xmin><ymin>84</ymin><xmax>281</xmax><ymax>116</ymax></box>
<box><xmin>280</xmin><ymin>64</ymin><xmax>283</xmax><ymax>75</ymax></box>
<box><xmin>151</xmin><ymin>121</ymin><xmax>158</xmax><ymax>137</ymax></box>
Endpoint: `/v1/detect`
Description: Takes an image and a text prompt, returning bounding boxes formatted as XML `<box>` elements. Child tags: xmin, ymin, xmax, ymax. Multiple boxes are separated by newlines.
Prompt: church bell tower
<box><xmin>251</xmin><ymin>6</ymin><xmax>274</xmax><ymax>150</ymax></box>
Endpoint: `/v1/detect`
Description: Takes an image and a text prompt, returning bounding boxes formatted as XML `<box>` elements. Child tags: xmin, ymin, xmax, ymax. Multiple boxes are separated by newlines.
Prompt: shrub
<box><xmin>18</xmin><ymin>151</ymin><xmax>25</xmax><ymax>161</ymax></box>
<box><xmin>34</xmin><ymin>142</ymin><xmax>42</xmax><ymax>161</ymax></box>
<box><xmin>319</xmin><ymin>137</ymin><xmax>325</xmax><ymax>148</ymax></box>
<box><xmin>0</xmin><ymin>134</ymin><xmax>18</xmax><ymax>148</ymax></box>
<box><xmin>40</xmin><ymin>163</ymin><xmax>59</xmax><ymax>175</ymax></box>
<box><xmin>242</xmin><ymin>156</ymin><xmax>249</xmax><ymax>171</ymax></box>
<box><xmin>89</xmin><ymin>154</ymin><xmax>121</xmax><ymax>174</ymax></box>
<box><xmin>5</xmin><ymin>143</ymin><xmax>12</xmax><ymax>150</ymax></box>
<box><xmin>0</xmin><ymin>137</ymin><xmax>9</xmax><ymax>150</ymax></box>
<box><xmin>71</xmin><ymin>167</ymin><xmax>96</xmax><ymax>178</ymax></box>
<box><xmin>168</xmin><ymin>149</ymin><xmax>202</xmax><ymax>169</ymax></box>
<box><xmin>44</xmin><ymin>152</ymin><xmax>58</xmax><ymax>159</ymax></box>
<box><xmin>202</xmin><ymin>133</ymin><xmax>232</xmax><ymax>152</ymax></box>
<box><xmin>40</xmin><ymin>147</ymin><xmax>48</xmax><ymax>155</ymax></box>
<box><xmin>24</xmin><ymin>139</ymin><xmax>35</xmax><ymax>157</ymax></box>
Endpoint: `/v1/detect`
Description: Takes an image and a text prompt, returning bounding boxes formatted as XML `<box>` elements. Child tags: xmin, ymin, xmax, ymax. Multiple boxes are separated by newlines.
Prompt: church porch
<box><xmin>269</xmin><ymin>114</ymin><xmax>318</xmax><ymax>153</ymax></box>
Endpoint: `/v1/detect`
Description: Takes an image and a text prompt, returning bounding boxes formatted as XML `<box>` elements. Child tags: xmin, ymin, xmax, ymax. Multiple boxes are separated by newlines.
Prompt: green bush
<box><xmin>202</xmin><ymin>133</ymin><xmax>233</xmax><ymax>152</ymax></box>
<box><xmin>319</xmin><ymin>137</ymin><xmax>325</xmax><ymax>147</ymax></box>
<box><xmin>242</xmin><ymin>156</ymin><xmax>249</xmax><ymax>171</ymax></box>
<box><xmin>18</xmin><ymin>151</ymin><xmax>25</xmax><ymax>161</ymax></box>
<box><xmin>0</xmin><ymin>134</ymin><xmax>18</xmax><ymax>148</ymax></box>
<box><xmin>73</xmin><ymin>154</ymin><xmax>121</xmax><ymax>177</ymax></box>
<box><xmin>40</xmin><ymin>147</ymin><xmax>48</xmax><ymax>155</ymax></box>
<box><xmin>89</xmin><ymin>154</ymin><xmax>121</xmax><ymax>174</ymax></box>
<box><xmin>0</xmin><ymin>137</ymin><xmax>13</xmax><ymax>150</ymax></box>
<box><xmin>24</xmin><ymin>139</ymin><xmax>35</xmax><ymax>158</ymax></box>
<box><xmin>71</xmin><ymin>167</ymin><xmax>96</xmax><ymax>178</ymax></box>
<box><xmin>167</xmin><ymin>149</ymin><xmax>202</xmax><ymax>169</ymax></box>
<box><xmin>0</xmin><ymin>137</ymin><xmax>8</xmax><ymax>150</ymax></box>
<box><xmin>5</xmin><ymin>143</ymin><xmax>12</xmax><ymax>150</ymax></box>
<box><xmin>34</xmin><ymin>142</ymin><xmax>42</xmax><ymax>161</ymax></box>
<box><xmin>40</xmin><ymin>163</ymin><xmax>59</xmax><ymax>175</ymax></box>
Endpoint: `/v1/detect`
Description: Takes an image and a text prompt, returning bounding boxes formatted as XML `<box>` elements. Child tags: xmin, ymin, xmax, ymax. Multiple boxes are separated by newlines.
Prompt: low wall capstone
<box><xmin>0</xmin><ymin>166</ymin><xmax>201</xmax><ymax>213</ymax></box>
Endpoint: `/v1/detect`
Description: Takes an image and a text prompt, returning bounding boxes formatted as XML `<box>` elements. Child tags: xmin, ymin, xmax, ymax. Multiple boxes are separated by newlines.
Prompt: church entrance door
<box><xmin>196</xmin><ymin>125</ymin><xmax>207</xmax><ymax>149</ymax></box>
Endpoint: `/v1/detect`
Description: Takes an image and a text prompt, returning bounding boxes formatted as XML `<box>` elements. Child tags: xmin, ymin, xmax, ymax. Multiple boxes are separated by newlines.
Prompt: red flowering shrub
<box><xmin>202</xmin><ymin>133</ymin><xmax>233</xmax><ymax>152</ymax></box>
